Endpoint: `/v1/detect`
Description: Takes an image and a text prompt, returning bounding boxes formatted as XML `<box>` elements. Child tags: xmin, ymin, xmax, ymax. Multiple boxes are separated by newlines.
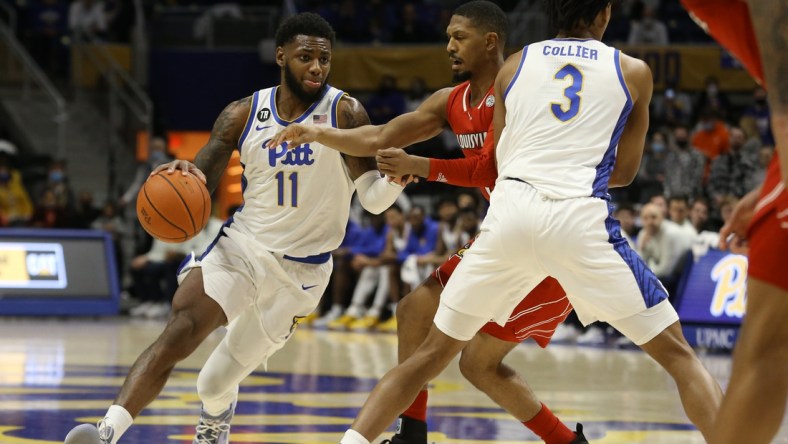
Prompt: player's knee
<box><xmin>197</xmin><ymin>365</ymin><xmax>231</xmax><ymax>402</ymax></box>
<box><xmin>458</xmin><ymin>350</ymin><xmax>490</xmax><ymax>387</ymax></box>
<box><xmin>155</xmin><ymin>310</ymin><xmax>203</xmax><ymax>361</ymax></box>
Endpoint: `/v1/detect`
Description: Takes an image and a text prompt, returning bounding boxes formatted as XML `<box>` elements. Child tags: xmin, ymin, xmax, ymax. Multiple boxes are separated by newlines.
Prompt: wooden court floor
<box><xmin>0</xmin><ymin>318</ymin><xmax>786</xmax><ymax>443</ymax></box>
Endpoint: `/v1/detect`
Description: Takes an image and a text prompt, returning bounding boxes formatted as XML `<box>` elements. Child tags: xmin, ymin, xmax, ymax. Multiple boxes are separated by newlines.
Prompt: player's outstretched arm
<box><xmin>266</xmin><ymin>89</ymin><xmax>452</xmax><ymax>157</ymax></box>
<box><xmin>748</xmin><ymin>0</ymin><xmax>788</xmax><ymax>187</ymax></box>
<box><xmin>337</xmin><ymin>96</ymin><xmax>405</xmax><ymax>215</ymax></box>
<box><xmin>609</xmin><ymin>55</ymin><xmax>653</xmax><ymax>188</ymax></box>
<box><xmin>376</xmin><ymin>124</ymin><xmax>497</xmax><ymax>188</ymax></box>
<box><xmin>152</xmin><ymin>97</ymin><xmax>251</xmax><ymax>194</ymax></box>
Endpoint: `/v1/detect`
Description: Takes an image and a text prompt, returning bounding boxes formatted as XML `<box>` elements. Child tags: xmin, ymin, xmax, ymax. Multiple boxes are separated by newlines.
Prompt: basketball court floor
<box><xmin>0</xmin><ymin>318</ymin><xmax>786</xmax><ymax>443</ymax></box>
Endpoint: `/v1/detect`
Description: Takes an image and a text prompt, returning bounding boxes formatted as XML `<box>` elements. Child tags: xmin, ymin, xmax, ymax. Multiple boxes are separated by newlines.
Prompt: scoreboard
<box><xmin>0</xmin><ymin>229</ymin><xmax>120</xmax><ymax>315</ymax></box>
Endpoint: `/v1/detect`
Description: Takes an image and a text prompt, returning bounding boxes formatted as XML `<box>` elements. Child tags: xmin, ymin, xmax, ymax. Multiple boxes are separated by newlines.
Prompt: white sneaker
<box><xmin>64</xmin><ymin>420</ymin><xmax>113</xmax><ymax>444</ymax></box>
<box><xmin>551</xmin><ymin>323</ymin><xmax>581</xmax><ymax>342</ymax></box>
<box><xmin>129</xmin><ymin>302</ymin><xmax>153</xmax><ymax>317</ymax></box>
<box><xmin>144</xmin><ymin>303</ymin><xmax>171</xmax><ymax>319</ymax></box>
<box><xmin>312</xmin><ymin>307</ymin><xmax>343</xmax><ymax>327</ymax></box>
<box><xmin>577</xmin><ymin>326</ymin><xmax>606</xmax><ymax>345</ymax></box>
<box><xmin>193</xmin><ymin>401</ymin><xmax>235</xmax><ymax>444</ymax></box>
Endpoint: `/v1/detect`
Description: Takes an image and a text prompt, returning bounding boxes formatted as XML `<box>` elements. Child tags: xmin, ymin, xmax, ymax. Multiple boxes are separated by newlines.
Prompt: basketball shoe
<box><xmin>193</xmin><ymin>400</ymin><xmax>236</xmax><ymax>444</ymax></box>
<box><xmin>571</xmin><ymin>423</ymin><xmax>589</xmax><ymax>443</ymax></box>
<box><xmin>381</xmin><ymin>416</ymin><xmax>428</xmax><ymax>444</ymax></box>
<box><xmin>63</xmin><ymin>420</ymin><xmax>114</xmax><ymax>444</ymax></box>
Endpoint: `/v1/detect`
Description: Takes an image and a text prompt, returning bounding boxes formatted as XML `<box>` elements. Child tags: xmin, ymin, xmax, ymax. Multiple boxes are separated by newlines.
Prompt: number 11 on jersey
<box><xmin>276</xmin><ymin>171</ymin><xmax>298</xmax><ymax>207</ymax></box>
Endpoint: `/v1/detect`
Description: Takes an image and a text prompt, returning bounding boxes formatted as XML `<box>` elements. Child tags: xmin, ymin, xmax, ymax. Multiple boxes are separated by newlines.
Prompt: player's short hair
<box><xmin>544</xmin><ymin>0</ymin><xmax>610</xmax><ymax>32</ymax></box>
<box><xmin>275</xmin><ymin>12</ymin><xmax>336</xmax><ymax>48</ymax></box>
<box><xmin>668</xmin><ymin>195</ymin><xmax>690</xmax><ymax>206</ymax></box>
<box><xmin>453</xmin><ymin>1</ymin><xmax>508</xmax><ymax>45</ymax></box>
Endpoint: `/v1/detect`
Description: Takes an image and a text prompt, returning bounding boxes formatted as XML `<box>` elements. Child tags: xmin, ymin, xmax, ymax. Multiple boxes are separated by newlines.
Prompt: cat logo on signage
<box><xmin>709</xmin><ymin>253</ymin><xmax>747</xmax><ymax>318</ymax></box>
<box><xmin>0</xmin><ymin>243</ymin><xmax>68</xmax><ymax>289</ymax></box>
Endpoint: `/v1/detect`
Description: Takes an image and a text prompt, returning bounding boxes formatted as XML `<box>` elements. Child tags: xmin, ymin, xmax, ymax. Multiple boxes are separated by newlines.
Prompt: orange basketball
<box><xmin>136</xmin><ymin>171</ymin><xmax>211</xmax><ymax>243</ymax></box>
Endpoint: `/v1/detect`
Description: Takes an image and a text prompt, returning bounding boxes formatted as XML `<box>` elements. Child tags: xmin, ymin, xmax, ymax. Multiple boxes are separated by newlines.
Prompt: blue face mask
<box><xmin>651</xmin><ymin>142</ymin><xmax>666</xmax><ymax>153</ymax></box>
<box><xmin>149</xmin><ymin>151</ymin><xmax>166</xmax><ymax>164</ymax></box>
<box><xmin>49</xmin><ymin>171</ymin><xmax>64</xmax><ymax>182</ymax></box>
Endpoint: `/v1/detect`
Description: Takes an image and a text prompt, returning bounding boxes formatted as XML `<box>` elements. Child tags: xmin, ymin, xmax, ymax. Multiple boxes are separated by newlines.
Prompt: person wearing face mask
<box><xmin>694</xmin><ymin>76</ymin><xmax>730</xmax><ymax>121</ymax></box>
<box><xmin>636</xmin><ymin>131</ymin><xmax>668</xmax><ymax>201</ymax></box>
<box><xmin>708</xmin><ymin>126</ymin><xmax>761</xmax><ymax>208</ymax></box>
<box><xmin>691</xmin><ymin>108</ymin><xmax>731</xmax><ymax>182</ymax></box>
<box><xmin>740</xmin><ymin>87</ymin><xmax>775</xmax><ymax>146</ymax></box>
<box><xmin>664</xmin><ymin>125</ymin><xmax>705</xmax><ymax>200</ymax></box>
<box><xmin>118</xmin><ymin>136</ymin><xmax>173</xmax><ymax>209</ymax></box>
<box><xmin>627</xmin><ymin>6</ymin><xmax>668</xmax><ymax>45</ymax></box>
<box><xmin>33</xmin><ymin>159</ymin><xmax>75</xmax><ymax>215</ymax></box>
<box><xmin>0</xmin><ymin>144</ymin><xmax>33</xmax><ymax>227</ymax></box>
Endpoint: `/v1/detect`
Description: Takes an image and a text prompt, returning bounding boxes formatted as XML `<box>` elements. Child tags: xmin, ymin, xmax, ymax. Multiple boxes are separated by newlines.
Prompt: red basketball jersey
<box><xmin>444</xmin><ymin>81</ymin><xmax>497</xmax><ymax>200</ymax></box>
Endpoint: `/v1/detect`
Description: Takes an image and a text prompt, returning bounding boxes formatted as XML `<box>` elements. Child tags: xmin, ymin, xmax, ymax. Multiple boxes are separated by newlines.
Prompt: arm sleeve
<box><xmin>427</xmin><ymin>126</ymin><xmax>497</xmax><ymax>188</ymax></box>
<box><xmin>354</xmin><ymin>170</ymin><xmax>405</xmax><ymax>215</ymax></box>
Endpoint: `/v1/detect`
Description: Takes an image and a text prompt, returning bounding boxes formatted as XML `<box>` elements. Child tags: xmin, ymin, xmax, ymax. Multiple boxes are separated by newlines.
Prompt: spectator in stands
<box><xmin>335</xmin><ymin>0</ymin><xmax>373</xmax><ymax>43</ymax></box>
<box><xmin>707</xmin><ymin>126</ymin><xmax>760</xmax><ymax>206</ymax></box>
<box><xmin>391</xmin><ymin>3</ymin><xmax>437</xmax><ymax>43</ymax></box>
<box><xmin>398</xmin><ymin>205</ymin><xmax>440</xmax><ymax>291</ymax></box>
<box><xmin>664</xmin><ymin>125</ymin><xmax>705</xmax><ymax>199</ymax></box>
<box><xmin>119</xmin><ymin>136</ymin><xmax>173</xmax><ymax>208</ymax></box>
<box><xmin>694</xmin><ymin>76</ymin><xmax>730</xmax><ymax>121</ymax></box>
<box><xmin>380</xmin><ymin>204</ymin><xmax>409</xmax><ymax>332</ymax></box>
<box><xmin>668</xmin><ymin>195</ymin><xmax>696</xmax><ymax>236</ymax></box>
<box><xmin>650</xmin><ymin>194</ymin><xmax>669</xmax><ymax>218</ymax></box>
<box><xmin>68</xmin><ymin>0</ymin><xmax>107</xmax><ymax>37</ymax></box>
<box><xmin>689</xmin><ymin>198</ymin><xmax>712</xmax><ymax>234</ymax></box>
<box><xmin>739</xmin><ymin>87</ymin><xmax>775</xmax><ymax>147</ymax></box>
<box><xmin>651</xmin><ymin>83</ymin><xmax>693</xmax><ymax>127</ymax></box>
<box><xmin>637</xmin><ymin>203</ymin><xmax>694</xmax><ymax>294</ymax></box>
<box><xmin>627</xmin><ymin>6</ymin><xmax>668</xmax><ymax>45</ymax></box>
<box><xmin>434</xmin><ymin>197</ymin><xmax>459</xmax><ymax>252</ymax></box>
<box><xmin>405</xmin><ymin>77</ymin><xmax>429</xmax><ymax>113</ymax></box>
<box><xmin>34</xmin><ymin>159</ymin><xmax>75</xmax><ymax>214</ymax></box>
<box><xmin>718</xmin><ymin>195</ymin><xmax>740</xmax><ymax>228</ymax></box>
<box><xmin>637</xmin><ymin>131</ymin><xmax>667</xmax><ymax>201</ymax></box>
<box><xmin>614</xmin><ymin>203</ymin><xmax>639</xmax><ymax>248</ymax></box>
<box><xmin>91</xmin><ymin>199</ymin><xmax>126</xmax><ymax>279</ymax></box>
<box><xmin>692</xmin><ymin>109</ymin><xmax>730</xmax><ymax>182</ymax></box>
<box><xmin>313</xmin><ymin>219</ymin><xmax>362</xmax><ymax>327</ymax></box>
<box><xmin>752</xmin><ymin>146</ymin><xmax>774</xmax><ymax>187</ymax></box>
<box><xmin>329</xmin><ymin>213</ymin><xmax>391</xmax><ymax>330</ymax></box>
<box><xmin>366</xmin><ymin>75</ymin><xmax>406</xmax><ymax>125</ymax></box>
<box><xmin>71</xmin><ymin>189</ymin><xmax>101</xmax><ymax>228</ymax></box>
<box><xmin>30</xmin><ymin>189</ymin><xmax>69</xmax><ymax>228</ymax></box>
<box><xmin>0</xmin><ymin>143</ymin><xmax>33</xmax><ymax>227</ymax></box>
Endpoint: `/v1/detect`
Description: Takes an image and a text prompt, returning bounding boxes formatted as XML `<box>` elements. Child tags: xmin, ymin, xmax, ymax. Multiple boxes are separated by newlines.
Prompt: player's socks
<box><xmin>523</xmin><ymin>403</ymin><xmax>576</xmax><ymax>444</ymax></box>
<box><xmin>101</xmin><ymin>405</ymin><xmax>133</xmax><ymax>444</ymax></box>
<box><xmin>401</xmin><ymin>390</ymin><xmax>428</xmax><ymax>422</ymax></box>
<box><xmin>340</xmin><ymin>429</ymin><xmax>370</xmax><ymax>444</ymax></box>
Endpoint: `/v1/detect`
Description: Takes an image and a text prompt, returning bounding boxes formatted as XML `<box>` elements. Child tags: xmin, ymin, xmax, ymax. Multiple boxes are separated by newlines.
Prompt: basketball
<box><xmin>136</xmin><ymin>171</ymin><xmax>211</xmax><ymax>243</ymax></box>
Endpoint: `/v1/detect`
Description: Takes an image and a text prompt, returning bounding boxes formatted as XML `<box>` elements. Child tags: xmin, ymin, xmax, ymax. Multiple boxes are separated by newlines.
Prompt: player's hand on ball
<box><xmin>266</xmin><ymin>124</ymin><xmax>318</xmax><ymax>150</ymax></box>
<box><xmin>151</xmin><ymin>160</ymin><xmax>207</xmax><ymax>184</ymax></box>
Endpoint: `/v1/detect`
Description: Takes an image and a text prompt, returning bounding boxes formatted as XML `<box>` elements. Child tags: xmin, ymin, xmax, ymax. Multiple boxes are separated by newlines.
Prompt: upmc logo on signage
<box><xmin>676</xmin><ymin>249</ymin><xmax>748</xmax><ymax>350</ymax></box>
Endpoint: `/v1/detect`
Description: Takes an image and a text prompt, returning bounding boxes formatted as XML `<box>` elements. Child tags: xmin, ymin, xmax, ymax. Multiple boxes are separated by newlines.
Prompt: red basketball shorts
<box><xmin>747</xmin><ymin>166</ymin><xmax>788</xmax><ymax>291</ymax></box>
<box><xmin>431</xmin><ymin>237</ymin><xmax>572</xmax><ymax>346</ymax></box>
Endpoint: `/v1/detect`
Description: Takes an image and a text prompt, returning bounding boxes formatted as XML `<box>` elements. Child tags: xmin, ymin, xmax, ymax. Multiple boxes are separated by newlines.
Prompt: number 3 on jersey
<box><xmin>276</xmin><ymin>171</ymin><xmax>298</xmax><ymax>207</ymax></box>
<box><xmin>551</xmin><ymin>64</ymin><xmax>583</xmax><ymax>122</ymax></box>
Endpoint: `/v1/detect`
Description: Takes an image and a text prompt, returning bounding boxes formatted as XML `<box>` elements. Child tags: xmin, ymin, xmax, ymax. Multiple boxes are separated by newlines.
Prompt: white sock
<box><xmin>340</xmin><ymin>429</ymin><xmax>370</xmax><ymax>444</ymax></box>
<box><xmin>102</xmin><ymin>405</ymin><xmax>133</xmax><ymax>444</ymax></box>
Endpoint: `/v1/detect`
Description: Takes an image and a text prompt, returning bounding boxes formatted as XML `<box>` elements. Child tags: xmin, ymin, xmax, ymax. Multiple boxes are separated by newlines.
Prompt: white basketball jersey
<box><xmin>231</xmin><ymin>85</ymin><xmax>355</xmax><ymax>257</ymax></box>
<box><xmin>496</xmin><ymin>38</ymin><xmax>633</xmax><ymax>199</ymax></box>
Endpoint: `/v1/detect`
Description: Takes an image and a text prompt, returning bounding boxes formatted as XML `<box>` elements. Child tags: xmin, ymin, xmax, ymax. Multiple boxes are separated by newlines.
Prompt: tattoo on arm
<box><xmin>749</xmin><ymin>0</ymin><xmax>788</xmax><ymax>111</ymax></box>
<box><xmin>338</xmin><ymin>98</ymin><xmax>378</xmax><ymax>179</ymax></box>
<box><xmin>194</xmin><ymin>96</ymin><xmax>251</xmax><ymax>193</ymax></box>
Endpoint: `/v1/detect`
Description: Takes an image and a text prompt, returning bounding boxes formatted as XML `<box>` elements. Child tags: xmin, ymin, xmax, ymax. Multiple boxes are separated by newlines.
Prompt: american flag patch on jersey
<box><xmin>313</xmin><ymin>114</ymin><xmax>327</xmax><ymax>124</ymax></box>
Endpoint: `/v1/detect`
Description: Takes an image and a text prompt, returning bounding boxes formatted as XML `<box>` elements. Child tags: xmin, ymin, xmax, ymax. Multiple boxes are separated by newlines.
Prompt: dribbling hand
<box><xmin>265</xmin><ymin>124</ymin><xmax>319</xmax><ymax>150</ymax></box>
<box><xmin>151</xmin><ymin>160</ymin><xmax>207</xmax><ymax>184</ymax></box>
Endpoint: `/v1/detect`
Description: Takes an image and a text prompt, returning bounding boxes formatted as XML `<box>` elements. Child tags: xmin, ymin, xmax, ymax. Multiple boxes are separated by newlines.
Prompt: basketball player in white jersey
<box><xmin>336</xmin><ymin>2</ymin><xmax>725</xmax><ymax>444</ymax></box>
<box><xmin>63</xmin><ymin>13</ymin><xmax>404</xmax><ymax>444</ymax></box>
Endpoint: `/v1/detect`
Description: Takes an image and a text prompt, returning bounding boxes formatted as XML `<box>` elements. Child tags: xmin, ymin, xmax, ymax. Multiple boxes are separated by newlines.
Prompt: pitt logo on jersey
<box><xmin>709</xmin><ymin>253</ymin><xmax>748</xmax><ymax>318</ymax></box>
<box><xmin>265</xmin><ymin>140</ymin><xmax>315</xmax><ymax>167</ymax></box>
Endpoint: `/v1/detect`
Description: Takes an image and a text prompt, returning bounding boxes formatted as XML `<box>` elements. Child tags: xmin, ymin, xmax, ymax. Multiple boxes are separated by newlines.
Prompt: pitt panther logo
<box><xmin>709</xmin><ymin>254</ymin><xmax>748</xmax><ymax>318</ymax></box>
<box><xmin>265</xmin><ymin>140</ymin><xmax>315</xmax><ymax>167</ymax></box>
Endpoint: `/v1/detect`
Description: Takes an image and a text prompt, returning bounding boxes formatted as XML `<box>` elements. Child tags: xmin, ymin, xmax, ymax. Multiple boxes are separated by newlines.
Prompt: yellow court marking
<box><xmin>0</xmin><ymin>427</ymin><xmax>59</xmax><ymax>444</ymax></box>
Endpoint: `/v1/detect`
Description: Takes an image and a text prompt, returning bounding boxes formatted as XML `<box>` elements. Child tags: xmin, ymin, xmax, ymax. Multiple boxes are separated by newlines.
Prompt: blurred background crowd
<box><xmin>0</xmin><ymin>0</ymin><xmax>772</xmax><ymax>344</ymax></box>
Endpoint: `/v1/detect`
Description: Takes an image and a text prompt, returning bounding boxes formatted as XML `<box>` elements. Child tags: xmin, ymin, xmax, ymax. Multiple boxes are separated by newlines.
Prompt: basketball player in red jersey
<box><xmin>268</xmin><ymin>3</ymin><xmax>584</xmax><ymax>443</ymax></box>
<box><xmin>681</xmin><ymin>1</ymin><xmax>788</xmax><ymax>443</ymax></box>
